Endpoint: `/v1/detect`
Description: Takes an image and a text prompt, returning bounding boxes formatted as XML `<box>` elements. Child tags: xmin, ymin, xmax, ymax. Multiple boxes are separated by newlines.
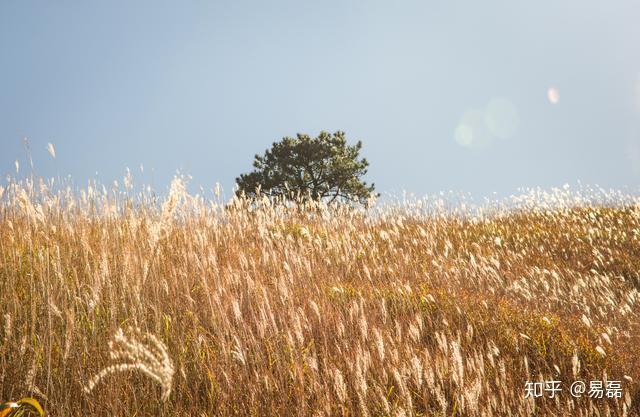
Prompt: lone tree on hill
<box><xmin>236</xmin><ymin>131</ymin><xmax>376</xmax><ymax>204</ymax></box>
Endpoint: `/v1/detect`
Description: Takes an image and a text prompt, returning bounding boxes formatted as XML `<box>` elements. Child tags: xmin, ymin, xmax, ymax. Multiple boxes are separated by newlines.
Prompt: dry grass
<box><xmin>0</xmin><ymin>177</ymin><xmax>639</xmax><ymax>416</ymax></box>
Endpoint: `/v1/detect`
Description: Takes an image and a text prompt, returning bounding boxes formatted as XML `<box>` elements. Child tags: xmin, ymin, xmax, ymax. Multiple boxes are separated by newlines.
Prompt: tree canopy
<box><xmin>236</xmin><ymin>131</ymin><xmax>376</xmax><ymax>204</ymax></box>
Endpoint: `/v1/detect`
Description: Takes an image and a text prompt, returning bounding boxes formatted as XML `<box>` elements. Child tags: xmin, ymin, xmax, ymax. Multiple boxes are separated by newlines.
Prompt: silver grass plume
<box><xmin>84</xmin><ymin>327</ymin><xmax>175</xmax><ymax>401</ymax></box>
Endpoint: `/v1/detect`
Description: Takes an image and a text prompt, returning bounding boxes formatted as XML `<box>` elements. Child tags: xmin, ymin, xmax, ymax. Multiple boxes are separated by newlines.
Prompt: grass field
<box><xmin>1</xmin><ymin>177</ymin><xmax>639</xmax><ymax>416</ymax></box>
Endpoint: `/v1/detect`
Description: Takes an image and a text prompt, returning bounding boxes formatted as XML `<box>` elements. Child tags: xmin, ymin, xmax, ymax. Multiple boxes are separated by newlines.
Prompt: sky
<box><xmin>1</xmin><ymin>1</ymin><xmax>640</xmax><ymax>199</ymax></box>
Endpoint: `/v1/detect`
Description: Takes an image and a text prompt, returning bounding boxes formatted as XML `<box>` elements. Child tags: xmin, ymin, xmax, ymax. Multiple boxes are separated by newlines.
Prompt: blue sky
<box><xmin>1</xmin><ymin>1</ymin><xmax>639</xmax><ymax>198</ymax></box>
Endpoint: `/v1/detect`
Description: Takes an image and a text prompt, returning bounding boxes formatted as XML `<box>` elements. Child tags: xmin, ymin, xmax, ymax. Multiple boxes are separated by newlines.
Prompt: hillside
<box><xmin>1</xmin><ymin>179</ymin><xmax>639</xmax><ymax>416</ymax></box>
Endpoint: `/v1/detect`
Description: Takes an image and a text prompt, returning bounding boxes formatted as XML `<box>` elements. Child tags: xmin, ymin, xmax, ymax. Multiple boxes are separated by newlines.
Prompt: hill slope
<box><xmin>1</xmin><ymin>180</ymin><xmax>639</xmax><ymax>416</ymax></box>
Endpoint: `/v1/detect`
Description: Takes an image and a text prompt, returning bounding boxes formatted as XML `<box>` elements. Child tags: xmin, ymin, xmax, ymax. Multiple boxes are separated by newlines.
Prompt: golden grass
<box><xmin>0</xmin><ymin>178</ymin><xmax>639</xmax><ymax>416</ymax></box>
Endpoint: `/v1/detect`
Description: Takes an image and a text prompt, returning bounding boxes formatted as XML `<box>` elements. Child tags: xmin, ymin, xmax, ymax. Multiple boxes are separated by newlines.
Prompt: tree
<box><xmin>236</xmin><ymin>131</ymin><xmax>376</xmax><ymax>204</ymax></box>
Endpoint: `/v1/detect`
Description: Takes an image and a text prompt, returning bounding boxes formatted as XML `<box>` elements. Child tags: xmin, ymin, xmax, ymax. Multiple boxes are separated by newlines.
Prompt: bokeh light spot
<box><xmin>484</xmin><ymin>98</ymin><xmax>519</xmax><ymax>139</ymax></box>
<box><xmin>454</xmin><ymin>109</ymin><xmax>493</xmax><ymax>148</ymax></box>
<box><xmin>547</xmin><ymin>87</ymin><xmax>560</xmax><ymax>104</ymax></box>
<box><xmin>454</xmin><ymin>124</ymin><xmax>474</xmax><ymax>147</ymax></box>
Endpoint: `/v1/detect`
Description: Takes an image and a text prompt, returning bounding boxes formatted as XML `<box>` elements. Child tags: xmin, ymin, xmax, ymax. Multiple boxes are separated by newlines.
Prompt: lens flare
<box><xmin>484</xmin><ymin>98</ymin><xmax>519</xmax><ymax>139</ymax></box>
<box><xmin>547</xmin><ymin>87</ymin><xmax>560</xmax><ymax>104</ymax></box>
<box><xmin>454</xmin><ymin>124</ymin><xmax>474</xmax><ymax>147</ymax></box>
<box><xmin>455</xmin><ymin>98</ymin><xmax>518</xmax><ymax>148</ymax></box>
<box><xmin>454</xmin><ymin>109</ymin><xmax>492</xmax><ymax>148</ymax></box>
